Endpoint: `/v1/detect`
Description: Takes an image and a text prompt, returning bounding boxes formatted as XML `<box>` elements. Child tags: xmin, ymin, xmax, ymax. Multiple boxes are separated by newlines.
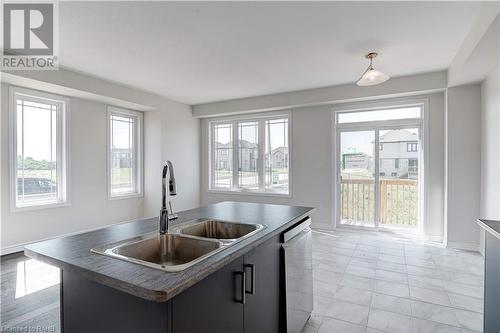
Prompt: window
<box><xmin>107</xmin><ymin>107</ymin><xmax>143</xmax><ymax>198</ymax></box>
<box><xmin>210</xmin><ymin>114</ymin><xmax>290</xmax><ymax>195</ymax></box>
<box><xmin>337</xmin><ymin>106</ymin><xmax>421</xmax><ymax>124</ymax></box>
<box><xmin>10</xmin><ymin>87</ymin><xmax>69</xmax><ymax>210</ymax></box>
<box><xmin>395</xmin><ymin>159</ymin><xmax>399</xmax><ymax>169</ymax></box>
<box><xmin>408</xmin><ymin>159</ymin><xmax>418</xmax><ymax>172</ymax></box>
<box><xmin>407</xmin><ymin>143</ymin><xmax>418</xmax><ymax>152</ymax></box>
<box><xmin>213</xmin><ymin>123</ymin><xmax>233</xmax><ymax>189</ymax></box>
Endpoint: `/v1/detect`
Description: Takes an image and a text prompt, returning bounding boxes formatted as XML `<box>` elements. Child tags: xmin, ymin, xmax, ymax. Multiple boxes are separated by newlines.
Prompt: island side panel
<box><xmin>61</xmin><ymin>269</ymin><xmax>171</xmax><ymax>333</ymax></box>
<box><xmin>484</xmin><ymin>232</ymin><xmax>500</xmax><ymax>333</ymax></box>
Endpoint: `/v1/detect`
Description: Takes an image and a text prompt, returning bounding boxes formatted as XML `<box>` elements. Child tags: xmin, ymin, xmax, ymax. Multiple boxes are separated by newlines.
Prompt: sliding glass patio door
<box><xmin>336</xmin><ymin>105</ymin><xmax>423</xmax><ymax>232</ymax></box>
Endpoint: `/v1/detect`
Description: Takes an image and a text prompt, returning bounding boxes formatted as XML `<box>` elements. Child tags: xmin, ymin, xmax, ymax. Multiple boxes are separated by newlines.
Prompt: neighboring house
<box><xmin>215</xmin><ymin>142</ymin><xmax>232</xmax><ymax>170</ymax></box>
<box><xmin>239</xmin><ymin>140</ymin><xmax>258</xmax><ymax>171</ymax></box>
<box><xmin>215</xmin><ymin>142</ymin><xmax>288</xmax><ymax>172</ymax></box>
<box><xmin>342</xmin><ymin>153</ymin><xmax>371</xmax><ymax>170</ymax></box>
<box><xmin>111</xmin><ymin>148</ymin><xmax>133</xmax><ymax>168</ymax></box>
<box><xmin>215</xmin><ymin>140</ymin><xmax>258</xmax><ymax>171</ymax></box>
<box><xmin>269</xmin><ymin>146</ymin><xmax>289</xmax><ymax>169</ymax></box>
<box><xmin>379</xmin><ymin>129</ymin><xmax>419</xmax><ymax>179</ymax></box>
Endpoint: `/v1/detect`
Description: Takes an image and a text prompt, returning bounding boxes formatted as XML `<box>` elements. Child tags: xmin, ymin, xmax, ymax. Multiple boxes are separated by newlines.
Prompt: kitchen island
<box><xmin>25</xmin><ymin>201</ymin><xmax>314</xmax><ymax>333</ymax></box>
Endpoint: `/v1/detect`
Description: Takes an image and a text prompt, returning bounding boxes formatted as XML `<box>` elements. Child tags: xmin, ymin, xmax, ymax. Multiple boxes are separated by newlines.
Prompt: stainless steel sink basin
<box><xmin>91</xmin><ymin>233</ymin><xmax>223</xmax><ymax>272</ymax></box>
<box><xmin>179</xmin><ymin>220</ymin><xmax>264</xmax><ymax>241</ymax></box>
<box><xmin>92</xmin><ymin>220</ymin><xmax>265</xmax><ymax>272</ymax></box>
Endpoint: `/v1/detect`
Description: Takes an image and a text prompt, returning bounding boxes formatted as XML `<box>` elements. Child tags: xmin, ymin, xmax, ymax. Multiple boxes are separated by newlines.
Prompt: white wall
<box><xmin>0</xmin><ymin>72</ymin><xmax>201</xmax><ymax>254</ymax></box>
<box><xmin>479</xmin><ymin>66</ymin><xmax>500</xmax><ymax>253</ymax></box>
<box><xmin>200</xmin><ymin>93</ymin><xmax>446</xmax><ymax>241</ymax></box>
<box><xmin>143</xmin><ymin>108</ymin><xmax>201</xmax><ymax>218</ymax></box>
<box><xmin>445</xmin><ymin>84</ymin><xmax>482</xmax><ymax>249</ymax></box>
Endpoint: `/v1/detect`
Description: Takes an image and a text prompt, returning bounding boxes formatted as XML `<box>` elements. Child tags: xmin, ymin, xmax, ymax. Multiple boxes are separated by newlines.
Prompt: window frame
<box><xmin>9</xmin><ymin>86</ymin><xmax>71</xmax><ymax>212</ymax></box>
<box><xmin>208</xmin><ymin>112</ymin><xmax>292</xmax><ymax>197</ymax></box>
<box><xmin>107</xmin><ymin>106</ymin><xmax>144</xmax><ymax>200</ymax></box>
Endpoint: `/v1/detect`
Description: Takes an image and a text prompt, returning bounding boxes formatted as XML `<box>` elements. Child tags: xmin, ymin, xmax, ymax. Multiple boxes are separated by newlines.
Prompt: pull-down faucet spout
<box><xmin>160</xmin><ymin>161</ymin><xmax>178</xmax><ymax>235</ymax></box>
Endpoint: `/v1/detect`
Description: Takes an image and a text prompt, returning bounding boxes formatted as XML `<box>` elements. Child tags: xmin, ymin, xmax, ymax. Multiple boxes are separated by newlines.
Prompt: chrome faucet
<box><xmin>159</xmin><ymin>161</ymin><xmax>178</xmax><ymax>234</ymax></box>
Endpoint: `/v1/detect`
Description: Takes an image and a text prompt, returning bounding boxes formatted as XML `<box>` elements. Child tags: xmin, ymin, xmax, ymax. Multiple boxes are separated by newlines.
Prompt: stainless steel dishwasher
<box><xmin>282</xmin><ymin>217</ymin><xmax>313</xmax><ymax>333</ymax></box>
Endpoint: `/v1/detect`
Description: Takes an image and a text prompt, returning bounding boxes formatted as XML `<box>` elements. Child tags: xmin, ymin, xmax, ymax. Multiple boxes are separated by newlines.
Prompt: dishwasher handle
<box><xmin>282</xmin><ymin>217</ymin><xmax>311</xmax><ymax>243</ymax></box>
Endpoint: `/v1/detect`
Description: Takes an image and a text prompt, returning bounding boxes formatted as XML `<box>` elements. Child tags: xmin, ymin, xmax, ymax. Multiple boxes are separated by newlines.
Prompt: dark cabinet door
<box><xmin>172</xmin><ymin>256</ymin><xmax>245</xmax><ymax>333</ymax></box>
<box><xmin>484</xmin><ymin>233</ymin><xmax>500</xmax><ymax>333</ymax></box>
<box><xmin>243</xmin><ymin>235</ymin><xmax>282</xmax><ymax>333</ymax></box>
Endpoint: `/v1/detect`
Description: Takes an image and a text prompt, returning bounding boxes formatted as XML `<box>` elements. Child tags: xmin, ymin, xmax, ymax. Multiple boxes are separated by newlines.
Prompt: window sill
<box><xmin>207</xmin><ymin>189</ymin><xmax>291</xmax><ymax>198</ymax></box>
<box><xmin>11</xmin><ymin>201</ymin><xmax>71</xmax><ymax>213</ymax></box>
<box><xmin>108</xmin><ymin>193</ymin><xmax>143</xmax><ymax>201</ymax></box>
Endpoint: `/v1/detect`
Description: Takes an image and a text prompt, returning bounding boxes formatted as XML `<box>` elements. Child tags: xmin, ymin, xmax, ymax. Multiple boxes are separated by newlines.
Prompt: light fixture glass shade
<box><xmin>356</xmin><ymin>68</ymin><xmax>390</xmax><ymax>86</ymax></box>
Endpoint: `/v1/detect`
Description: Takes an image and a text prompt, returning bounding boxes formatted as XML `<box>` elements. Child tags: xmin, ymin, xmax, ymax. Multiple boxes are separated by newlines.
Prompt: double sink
<box><xmin>91</xmin><ymin>219</ymin><xmax>265</xmax><ymax>272</ymax></box>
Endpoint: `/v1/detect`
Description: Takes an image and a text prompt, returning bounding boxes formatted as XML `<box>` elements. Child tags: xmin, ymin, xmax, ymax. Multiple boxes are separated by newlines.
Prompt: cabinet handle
<box><xmin>234</xmin><ymin>271</ymin><xmax>246</xmax><ymax>304</ymax></box>
<box><xmin>244</xmin><ymin>264</ymin><xmax>255</xmax><ymax>295</ymax></box>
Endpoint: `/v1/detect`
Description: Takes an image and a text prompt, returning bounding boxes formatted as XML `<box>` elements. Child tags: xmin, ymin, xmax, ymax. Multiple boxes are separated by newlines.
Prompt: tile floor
<box><xmin>0</xmin><ymin>253</ymin><xmax>60</xmax><ymax>332</ymax></box>
<box><xmin>305</xmin><ymin>229</ymin><xmax>485</xmax><ymax>333</ymax></box>
<box><xmin>0</xmin><ymin>228</ymin><xmax>485</xmax><ymax>333</ymax></box>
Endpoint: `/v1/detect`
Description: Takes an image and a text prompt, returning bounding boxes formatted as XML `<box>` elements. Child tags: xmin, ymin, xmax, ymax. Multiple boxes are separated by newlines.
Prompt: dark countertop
<box><xmin>24</xmin><ymin>201</ymin><xmax>314</xmax><ymax>302</ymax></box>
<box><xmin>477</xmin><ymin>219</ymin><xmax>500</xmax><ymax>240</ymax></box>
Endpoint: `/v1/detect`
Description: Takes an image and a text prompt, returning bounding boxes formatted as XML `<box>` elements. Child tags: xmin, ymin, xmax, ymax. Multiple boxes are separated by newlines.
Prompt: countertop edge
<box><xmin>25</xmin><ymin>207</ymin><xmax>315</xmax><ymax>302</ymax></box>
<box><xmin>24</xmin><ymin>247</ymin><xmax>166</xmax><ymax>301</ymax></box>
<box><xmin>477</xmin><ymin>219</ymin><xmax>500</xmax><ymax>240</ymax></box>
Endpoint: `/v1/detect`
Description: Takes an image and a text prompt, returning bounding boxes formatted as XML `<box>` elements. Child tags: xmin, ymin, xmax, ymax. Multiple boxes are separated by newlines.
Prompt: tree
<box><xmin>17</xmin><ymin>156</ymin><xmax>55</xmax><ymax>170</ymax></box>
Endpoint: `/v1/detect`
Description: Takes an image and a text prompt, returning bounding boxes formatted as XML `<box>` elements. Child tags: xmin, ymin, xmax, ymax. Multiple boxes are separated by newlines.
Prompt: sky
<box><xmin>18</xmin><ymin>105</ymin><xmax>134</xmax><ymax>163</ymax></box>
<box><xmin>111</xmin><ymin>115</ymin><xmax>134</xmax><ymax>149</ymax></box>
<box><xmin>18</xmin><ymin>105</ymin><xmax>56</xmax><ymax>161</ymax></box>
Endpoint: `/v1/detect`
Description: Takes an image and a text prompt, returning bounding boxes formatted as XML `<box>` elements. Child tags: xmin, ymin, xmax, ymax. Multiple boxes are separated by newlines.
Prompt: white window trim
<box><xmin>207</xmin><ymin>111</ymin><xmax>292</xmax><ymax>197</ymax></box>
<box><xmin>107</xmin><ymin>106</ymin><xmax>143</xmax><ymax>200</ymax></box>
<box><xmin>9</xmin><ymin>86</ymin><xmax>71</xmax><ymax>212</ymax></box>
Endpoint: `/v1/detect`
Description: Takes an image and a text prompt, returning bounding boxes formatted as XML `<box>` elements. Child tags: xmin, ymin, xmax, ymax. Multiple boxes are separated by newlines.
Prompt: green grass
<box><xmin>111</xmin><ymin>168</ymin><xmax>132</xmax><ymax>186</ymax></box>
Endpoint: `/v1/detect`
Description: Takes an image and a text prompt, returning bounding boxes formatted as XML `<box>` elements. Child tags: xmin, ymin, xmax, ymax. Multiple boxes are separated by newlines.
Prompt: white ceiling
<box><xmin>55</xmin><ymin>1</ymin><xmax>482</xmax><ymax>105</ymax></box>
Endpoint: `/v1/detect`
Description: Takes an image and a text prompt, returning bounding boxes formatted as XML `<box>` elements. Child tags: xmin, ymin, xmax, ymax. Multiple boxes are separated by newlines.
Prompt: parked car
<box><xmin>17</xmin><ymin>178</ymin><xmax>56</xmax><ymax>195</ymax></box>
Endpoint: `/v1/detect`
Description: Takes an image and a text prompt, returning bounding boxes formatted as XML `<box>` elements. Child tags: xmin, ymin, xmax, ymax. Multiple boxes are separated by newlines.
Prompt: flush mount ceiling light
<box><xmin>356</xmin><ymin>52</ymin><xmax>390</xmax><ymax>86</ymax></box>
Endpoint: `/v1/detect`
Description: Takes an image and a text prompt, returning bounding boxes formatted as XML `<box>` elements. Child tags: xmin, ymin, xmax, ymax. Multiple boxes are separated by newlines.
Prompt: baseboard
<box><xmin>478</xmin><ymin>245</ymin><xmax>485</xmax><ymax>257</ymax></box>
<box><xmin>0</xmin><ymin>217</ymin><xmax>146</xmax><ymax>256</ymax></box>
<box><xmin>1</xmin><ymin>243</ymin><xmax>26</xmax><ymax>255</ymax></box>
<box><xmin>311</xmin><ymin>222</ymin><xmax>334</xmax><ymax>230</ymax></box>
<box><xmin>446</xmin><ymin>241</ymin><xmax>480</xmax><ymax>252</ymax></box>
<box><xmin>427</xmin><ymin>235</ymin><xmax>444</xmax><ymax>243</ymax></box>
